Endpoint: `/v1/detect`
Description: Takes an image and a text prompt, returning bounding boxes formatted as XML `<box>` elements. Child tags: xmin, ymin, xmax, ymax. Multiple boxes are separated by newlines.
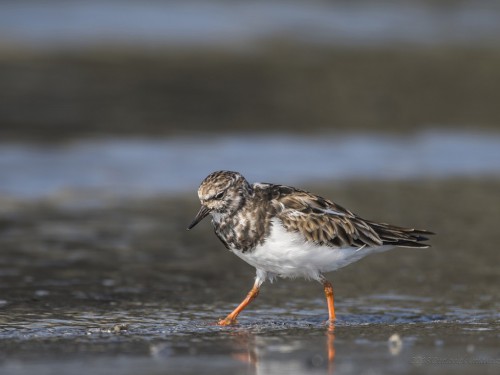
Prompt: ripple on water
<box><xmin>1</xmin><ymin>298</ymin><xmax>494</xmax><ymax>341</ymax></box>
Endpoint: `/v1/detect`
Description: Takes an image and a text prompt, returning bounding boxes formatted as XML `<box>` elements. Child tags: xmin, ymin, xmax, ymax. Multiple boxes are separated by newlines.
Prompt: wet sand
<box><xmin>0</xmin><ymin>178</ymin><xmax>498</xmax><ymax>374</ymax></box>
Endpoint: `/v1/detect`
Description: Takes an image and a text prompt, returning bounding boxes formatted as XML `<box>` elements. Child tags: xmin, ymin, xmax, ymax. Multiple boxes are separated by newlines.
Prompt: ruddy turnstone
<box><xmin>188</xmin><ymin>171</ymin><xmax>433</xmax><ymax>326</ymax></box>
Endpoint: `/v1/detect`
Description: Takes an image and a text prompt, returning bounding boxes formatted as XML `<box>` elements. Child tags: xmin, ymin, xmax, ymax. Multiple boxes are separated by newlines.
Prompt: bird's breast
<box><xmin>212</xmin><ymin>210</ymin><xmax>271</xmax><ymax>253</ymax></box>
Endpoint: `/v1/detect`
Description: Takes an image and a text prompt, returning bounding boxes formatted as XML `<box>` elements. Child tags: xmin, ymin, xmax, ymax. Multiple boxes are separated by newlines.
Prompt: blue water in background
<box><xmin>0</xmin><ymin>131</ymin><xmax>498</xmax><ymax>199</ymax></box>
<box><xmin>0</xmin><ymin>1</ymin><xmax>499</xmax><ymax>49</ymax></box>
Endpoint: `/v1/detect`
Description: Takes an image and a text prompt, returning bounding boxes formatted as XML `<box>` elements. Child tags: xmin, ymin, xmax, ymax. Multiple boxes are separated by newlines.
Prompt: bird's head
<box><xmin>187</xmin><ymin>170</ymin><xmax>252</xmax><ymax>229</ymax></box>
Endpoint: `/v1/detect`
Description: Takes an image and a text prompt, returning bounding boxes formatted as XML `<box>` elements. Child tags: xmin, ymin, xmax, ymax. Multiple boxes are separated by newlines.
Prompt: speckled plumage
<box><xmin>188</xmin><ymin>170</ymin><xmax>433</xmax><ymax>325</ymax></box>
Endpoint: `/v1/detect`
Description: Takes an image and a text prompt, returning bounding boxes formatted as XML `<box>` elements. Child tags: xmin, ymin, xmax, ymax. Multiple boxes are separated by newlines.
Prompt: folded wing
<box><xmin>270</xmin><ymin>185</ymin><xmax>432</xmax><ymax>249</ymax></box>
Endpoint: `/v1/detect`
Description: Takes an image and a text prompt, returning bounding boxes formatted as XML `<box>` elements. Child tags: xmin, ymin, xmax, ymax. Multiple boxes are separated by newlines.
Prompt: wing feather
<box><xmin>269</xmin><ymin>185</ymin><xmax>432</xmax><ymax>249</ymax></box>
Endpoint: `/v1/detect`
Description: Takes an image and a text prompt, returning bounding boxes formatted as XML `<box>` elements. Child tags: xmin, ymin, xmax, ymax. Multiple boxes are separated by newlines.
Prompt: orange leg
<box><xmin>322</xmin><ymin>278</ymin><xmax>336</xmax><ymax>322</ymax></box>
<box><xmin>218</xmin><ymin>285</ymin><xmax>260</xmax><ymax>326</ymax></box>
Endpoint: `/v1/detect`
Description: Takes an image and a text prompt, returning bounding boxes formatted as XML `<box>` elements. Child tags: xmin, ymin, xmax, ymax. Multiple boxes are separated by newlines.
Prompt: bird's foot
<box><xmin>324</xmin><ymin>318</ymin><xmax>336</xmax><ymax>332</ymax></box>
<box><xmin>217</xmin><ymin>317</ymin><xmax>237</xmax><ymax>326</ymax></box>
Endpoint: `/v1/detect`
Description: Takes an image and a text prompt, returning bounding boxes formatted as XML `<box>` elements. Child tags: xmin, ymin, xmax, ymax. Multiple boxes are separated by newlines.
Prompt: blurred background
<box><xmin>0</xmin><ymin>1</ymin><xmax>499</xmax><ymax>374</ymax></box>
<box><xmin>0</xmin><ymin>0</ymin><xmax>500</xmax><ymax>198</ymax></box>
<box><xmin>0</xmin><ymin>0</ymin><xmax>500</xmax><ymax>197</ymax></box>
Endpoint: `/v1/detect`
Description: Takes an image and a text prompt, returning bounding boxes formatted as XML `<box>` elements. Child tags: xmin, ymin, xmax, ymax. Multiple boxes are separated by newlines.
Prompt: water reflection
<box><xmin>220</xmin><ymin>325</ymin><xmax>336</xmax><ymax>375</ymax></box>
<box><xmin>146</xmin><ymin>323</ymin><xmax>340</xmax><ymax>374</ymax></box>
<box><xmin>327</xmin><ymin>324</ymin><xmax>336</xmax><ymax>367</ymax></box>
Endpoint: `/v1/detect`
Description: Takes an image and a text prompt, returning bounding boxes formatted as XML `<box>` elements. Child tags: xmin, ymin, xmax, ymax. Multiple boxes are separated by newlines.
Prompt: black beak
<box><xmin>187</xmin><ymin>205</ymin><xmax>211</xmax><ymax>230</ymax></box>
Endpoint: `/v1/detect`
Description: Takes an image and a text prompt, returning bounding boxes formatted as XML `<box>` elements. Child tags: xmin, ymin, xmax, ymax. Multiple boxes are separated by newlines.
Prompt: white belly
<box><xmin>231</xmin><ymin>218</ymin><xmax>392</xmax><ymax>281</ymax></box>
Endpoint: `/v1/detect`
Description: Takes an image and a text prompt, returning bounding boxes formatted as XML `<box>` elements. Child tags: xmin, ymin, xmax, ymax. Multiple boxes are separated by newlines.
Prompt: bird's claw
<box><xmin>324</xmin><ymin>318</ymin><xmax>336</xmax><ymax>332</ymax></box>
<box><xmin>217</xmin><ymin>317</ymin><xmax>237</xmax><ymax>326</ymax></box>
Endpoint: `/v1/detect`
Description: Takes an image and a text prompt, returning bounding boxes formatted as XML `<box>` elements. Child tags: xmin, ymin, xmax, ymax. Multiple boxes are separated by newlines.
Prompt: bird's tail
<box><xmin>367</xmin><ymin>221</ymin><xmax>435</xmax><ymax>248</ymax></box>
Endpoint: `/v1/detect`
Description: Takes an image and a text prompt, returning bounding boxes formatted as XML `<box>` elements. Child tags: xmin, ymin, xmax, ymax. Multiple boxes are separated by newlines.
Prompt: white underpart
<box><xmin>231</xmin><ymin>218</ymin><xmax>392</xmax><ymax>284</ymax></box>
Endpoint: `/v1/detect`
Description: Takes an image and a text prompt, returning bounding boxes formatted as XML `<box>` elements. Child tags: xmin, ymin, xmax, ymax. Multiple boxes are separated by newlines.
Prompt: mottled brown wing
<box><xmin>270</xmin><ymin>185</ymin><xmax>432</xmax><ymax>249</ymax></box>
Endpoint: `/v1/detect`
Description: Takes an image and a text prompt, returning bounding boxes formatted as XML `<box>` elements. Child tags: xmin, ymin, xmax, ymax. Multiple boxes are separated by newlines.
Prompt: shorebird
<box><xmin>188</xmin><ymin>171</ymin><xmax>432</xmax><ymax>325</ymax></box>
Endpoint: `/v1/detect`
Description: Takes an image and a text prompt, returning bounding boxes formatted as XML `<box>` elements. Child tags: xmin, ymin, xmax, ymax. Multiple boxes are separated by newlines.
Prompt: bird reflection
<box><xmin>229</xmin><ymin>331</ymin><xmax>258</xmax><ymax>367</ymax></box>
<box><xmin>228</xmin><ymin>322</ymin><xmax>336</xmax><ymax>375</ymax></box>
<box><xmin>326</xmin><ymin>322</ymin><xmax>336</xmax><ymax>374</ymax></box>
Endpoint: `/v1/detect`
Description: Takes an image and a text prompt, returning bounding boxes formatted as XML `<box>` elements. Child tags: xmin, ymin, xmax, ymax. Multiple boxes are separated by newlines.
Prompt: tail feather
<box><xmin>367</xmin><ymin>221</ymin><xmax>434</xmax><ymax>248</ymax></box>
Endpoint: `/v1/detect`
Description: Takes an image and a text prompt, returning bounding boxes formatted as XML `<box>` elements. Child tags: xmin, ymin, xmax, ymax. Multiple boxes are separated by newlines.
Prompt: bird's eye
<box><xmin>214</xmin><ymin>191</ymin><xmax>225</xmax><ymax>199</ymax></box>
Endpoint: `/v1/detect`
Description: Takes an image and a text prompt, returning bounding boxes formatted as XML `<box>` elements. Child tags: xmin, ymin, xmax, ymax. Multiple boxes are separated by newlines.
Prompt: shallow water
<box><xmin>1</xmin><ymin>131</ymin><xmax>500</xmax><ymax>199</ymax></box>
<box><xmin>0</xmin><ymin>301</ymin><xmax>497</xmax><ymax>375</ymax></box>
<box><xmin>0</xmin><ymin>179</ymin><xmax>498</xmax><ymax>374</ymax></box>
